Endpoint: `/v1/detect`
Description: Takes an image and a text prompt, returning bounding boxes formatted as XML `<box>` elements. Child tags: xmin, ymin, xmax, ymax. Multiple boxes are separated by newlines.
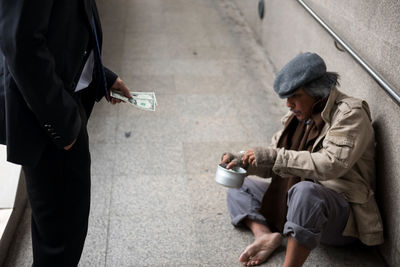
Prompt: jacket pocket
<box><xmin>324</xmin><ymin>134</ymin><xmax>354</xmax><ymax>162</ymax></box>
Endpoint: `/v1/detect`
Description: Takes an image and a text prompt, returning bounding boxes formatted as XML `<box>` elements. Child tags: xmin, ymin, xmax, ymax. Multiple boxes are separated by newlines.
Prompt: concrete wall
<box><xmin>231</xmin><ymin>0</ymin><xmax>400</xmax><ymax>265</ymax></box>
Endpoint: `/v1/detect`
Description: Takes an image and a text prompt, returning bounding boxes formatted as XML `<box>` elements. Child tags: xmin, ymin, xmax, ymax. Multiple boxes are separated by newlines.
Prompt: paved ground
<box><xmin>3</xmin><ymin>0</ymin><xmax>386</xmax><ymax>266</ymax></box>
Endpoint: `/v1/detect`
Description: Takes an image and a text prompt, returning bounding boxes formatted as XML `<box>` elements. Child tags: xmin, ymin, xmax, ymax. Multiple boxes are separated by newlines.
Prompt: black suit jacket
<box><xmin>0</xmin><ymin>0</ymin><xmax>117</xmax><ymax>166</ymax></box>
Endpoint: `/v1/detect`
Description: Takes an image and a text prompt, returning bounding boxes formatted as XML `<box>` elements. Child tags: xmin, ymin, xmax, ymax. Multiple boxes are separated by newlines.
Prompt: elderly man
<box><xmin>221</xmin><ymin>52</ymin><xmax>384</xmax><ymax>266</ymax></box>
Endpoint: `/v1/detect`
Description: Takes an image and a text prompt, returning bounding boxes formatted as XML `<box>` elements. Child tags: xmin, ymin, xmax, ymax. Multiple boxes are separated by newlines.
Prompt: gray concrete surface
<box><xmin>233</xmin><ymin>0</ymin><xmax>400</xmax><ymax>266</ymax></box>
<box><xmin>2</xmin><ymin>0</ymin><xmax>387</xmax><ymax>266</ymax></box>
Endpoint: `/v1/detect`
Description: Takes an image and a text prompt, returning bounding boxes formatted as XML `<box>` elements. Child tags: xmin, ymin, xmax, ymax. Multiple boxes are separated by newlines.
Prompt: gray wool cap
<box><xmin>273</xmin><ymin>52</ymin><xmax>330</xmax><ymax>99</ymax></box>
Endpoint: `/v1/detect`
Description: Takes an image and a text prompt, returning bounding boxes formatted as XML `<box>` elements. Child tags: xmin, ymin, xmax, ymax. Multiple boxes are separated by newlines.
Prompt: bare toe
<box><xmin>239</xmin><ymin>251</ymin><xmax>250</xmax><ymax>264</ymax></box>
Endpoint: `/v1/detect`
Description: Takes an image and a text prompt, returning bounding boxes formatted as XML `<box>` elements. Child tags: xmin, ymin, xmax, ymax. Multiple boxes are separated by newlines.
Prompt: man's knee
<box><xmin>286</xmin><ymin>181</ymin><xmax>328</xmax><ymax>222</ymax></box>
<box><xmin>287</xmin><ymin>181</ymin><xmax>328</xmax><ymax>223</ymax></box>
<box><xmin>287</xmin><ymin>181</ymin><xmax>322</xmax><ymax>204</ymax></box>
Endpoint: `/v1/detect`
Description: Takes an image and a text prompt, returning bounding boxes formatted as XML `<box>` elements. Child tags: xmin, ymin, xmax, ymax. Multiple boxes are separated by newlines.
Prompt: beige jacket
<box><xmin>253</xmin><ymin>87</ymin><xmax>384</xmax><ymax>246</ymax></box>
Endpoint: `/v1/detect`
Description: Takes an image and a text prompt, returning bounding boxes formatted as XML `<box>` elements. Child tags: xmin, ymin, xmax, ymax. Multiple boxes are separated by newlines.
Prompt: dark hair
<box><xmin>303</xmin><ymin>72</ymin><xmax>340</xmax><ymax>99</ymax></box>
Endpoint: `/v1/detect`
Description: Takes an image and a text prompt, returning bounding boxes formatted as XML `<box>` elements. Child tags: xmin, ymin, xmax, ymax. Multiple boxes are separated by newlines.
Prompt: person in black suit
<box><xmin>0</xmin><ymin>0</ymin><xmax>130</xmax><ymax>265</ymax></box>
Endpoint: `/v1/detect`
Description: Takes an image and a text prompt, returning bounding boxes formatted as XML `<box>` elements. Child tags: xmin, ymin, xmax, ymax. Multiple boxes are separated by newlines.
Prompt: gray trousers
<box><xmin>227</xmin><ymin>177</ymin><xmax>357</xmax><ymax>250</ymax></box>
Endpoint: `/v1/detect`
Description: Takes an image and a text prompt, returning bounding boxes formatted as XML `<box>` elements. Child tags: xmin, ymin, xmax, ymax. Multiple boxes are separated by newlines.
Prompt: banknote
<box><xmin>131</xmin><ymin>92</ymin><xmax>158</xmax><ymax>106</ymax></box>
<box><xmin>110</xmin><ymin>91</ymin><xmax>157</xmax><ymax>111</ymax></box>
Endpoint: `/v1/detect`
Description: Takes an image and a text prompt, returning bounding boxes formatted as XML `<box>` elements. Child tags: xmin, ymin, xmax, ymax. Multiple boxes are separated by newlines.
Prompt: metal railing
<box><xmin>298</xmin><ymin>0</ymin><xmax>400</xmax><ymax>106</ymax></box>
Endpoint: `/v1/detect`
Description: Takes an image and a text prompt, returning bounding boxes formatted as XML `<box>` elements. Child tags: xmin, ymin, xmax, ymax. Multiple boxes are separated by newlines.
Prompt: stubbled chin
<box><xmin>294</xmin><ymin>113</ymin><xmax>303</xmax><ymax>120</ymax></box>
<box><xmin>291</xmin><ymin>110</ymin><xmax>304</xmax><ymax>121</ymax></box>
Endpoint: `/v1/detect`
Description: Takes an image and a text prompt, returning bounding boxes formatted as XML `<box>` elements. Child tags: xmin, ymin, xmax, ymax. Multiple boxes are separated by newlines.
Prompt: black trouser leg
<box><xmin>23</xmin><ymin>101</ymin><xmax>91</xmax><ymax>267</ymax></box>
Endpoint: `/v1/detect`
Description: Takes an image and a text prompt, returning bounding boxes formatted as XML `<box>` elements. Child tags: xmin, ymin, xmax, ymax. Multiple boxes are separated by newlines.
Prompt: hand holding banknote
<box><xmin>109</xmin><ymin>77</ymin><xmax>133</xmax><ymax>104</ymax></box>
<box><xmin>110</xmin><ymin>90</ymin><xmax>158</xmax><ymax>111</ymax></box>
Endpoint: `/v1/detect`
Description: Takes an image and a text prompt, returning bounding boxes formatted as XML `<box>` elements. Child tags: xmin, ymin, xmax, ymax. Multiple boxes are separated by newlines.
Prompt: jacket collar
<box><xmin>312</xmin><ymin>87</ymin><xmax>347</xmax><ymax>149</ymax></box>
<box><xmin>320</xmin><ymin>86</ymin><xmax>348</xmax><ymax>124</ymax></box>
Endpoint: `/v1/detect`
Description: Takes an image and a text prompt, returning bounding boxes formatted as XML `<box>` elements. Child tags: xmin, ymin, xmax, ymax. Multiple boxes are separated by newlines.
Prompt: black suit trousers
<box><xmin>23</xmin><ymin>89</ymin><xmax>95</xmax><ymax>267</ymax></box>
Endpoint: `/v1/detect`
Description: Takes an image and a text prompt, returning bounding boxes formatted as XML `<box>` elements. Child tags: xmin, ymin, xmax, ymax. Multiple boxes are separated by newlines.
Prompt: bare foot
<box><xmin>239</xmin><ymin>232</ymin><xmax>283</xmax><ymax>266</ymax></box>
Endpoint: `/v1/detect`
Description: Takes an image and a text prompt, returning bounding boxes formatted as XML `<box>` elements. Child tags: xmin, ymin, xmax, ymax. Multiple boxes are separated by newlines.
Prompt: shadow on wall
<box><xmin>372</xmin><ymin>119</ymin><xmax>389</xmax><ymax>239</ymax></box>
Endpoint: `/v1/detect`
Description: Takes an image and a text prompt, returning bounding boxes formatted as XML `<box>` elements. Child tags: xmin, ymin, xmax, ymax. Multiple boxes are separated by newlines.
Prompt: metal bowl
<box><xmin>215</xmin><ymin>164</ymin><xmax>247</xmax><ymax>188</ymax></box>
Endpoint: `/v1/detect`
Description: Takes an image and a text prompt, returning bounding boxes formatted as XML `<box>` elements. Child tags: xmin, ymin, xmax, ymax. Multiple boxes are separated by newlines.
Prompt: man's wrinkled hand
<box><xmin>241</xmin><ymin>149</ymin><xmax>256</xmax><ymax>167</ymax></box>
<box><xmin>110</xmin><ymin>77</ymin><xmax>132</xmax><ymax>104</ymax></box>
<box><xmin>221</xmin><ymin>153</ymin><xmax>239</xmax><ymax>169</ymax></box>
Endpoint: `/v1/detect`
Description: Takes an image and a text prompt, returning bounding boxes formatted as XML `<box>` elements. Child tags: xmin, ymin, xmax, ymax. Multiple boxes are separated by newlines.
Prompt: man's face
<box><xmin>286</xmin><ymin>88</ymin><xmax>317</xmax><ymax>121</ymax></box>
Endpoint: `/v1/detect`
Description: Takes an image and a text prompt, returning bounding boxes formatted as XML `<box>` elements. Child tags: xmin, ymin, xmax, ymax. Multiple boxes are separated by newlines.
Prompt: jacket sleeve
<box><xmin>104</xmin><ymin>66</ymin><xmax>118</xmax><ymax>91</ymax></box>
<box><xmin>91</xmin><ymin>0</ymin><xmax>118</xmax><ymax>94</ymax></box>
<box><xmin>0</xmin><ymin>0</ymin><xmax>81</xmax><ymax>148</ymax></box>
<box><xmin>272</xmin><ymin>102</ymin><xmax>374</xmax><ymax>181</ymax></box>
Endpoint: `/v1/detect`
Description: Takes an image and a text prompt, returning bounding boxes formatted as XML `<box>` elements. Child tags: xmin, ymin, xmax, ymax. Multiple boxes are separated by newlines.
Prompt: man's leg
<box><xmin>283</xmin><ymin>181</ymin><xmax>355</xmax><ymax>266</ymax></box>
<box><xmin>283</xmin><ymin>237</ymin><xmax>310</xmax><ymax>267</ymax></box>
<box><xmin>23</xmin><ymin>101</ymin><xmax>91</xmax><ymax>267</ymax></box>
<box><xmin>227</xmin><ymin>178</ymin><xmax>282</xmax><ymax>266</ymax></box>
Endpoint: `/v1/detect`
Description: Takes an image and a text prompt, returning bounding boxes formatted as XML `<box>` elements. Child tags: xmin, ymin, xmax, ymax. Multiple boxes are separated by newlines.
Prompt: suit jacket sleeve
<box><xmin>90</xmin><ymin>0</ymin><xmax>118</xmax><ymax>95</ymax></box>
<box><xmin>0</xmin><ymin>0</ymin><xmax>81</xmax><ymax>148</ymax></box>
<box><xmin>104</xmin><ymin>66</ymin><xmax>118</xmax><ymax>92</ymax></box>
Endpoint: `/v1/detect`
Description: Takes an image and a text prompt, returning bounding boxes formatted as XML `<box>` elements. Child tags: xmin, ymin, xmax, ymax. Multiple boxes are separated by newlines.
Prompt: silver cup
<box><xmin>215</xmin><ymin>164</ymin><xmax>247</xmax><ymax>188</ymax></box>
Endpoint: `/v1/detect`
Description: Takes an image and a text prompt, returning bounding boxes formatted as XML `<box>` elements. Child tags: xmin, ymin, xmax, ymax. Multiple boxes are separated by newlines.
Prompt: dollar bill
<box><xmin>131</xmin><ymin>92</ymin><xmax>158</xmax><ymax>106</ymax></box>
<box><xmin>110</xmin><ymin>91</ymin><xmax>157</xmax><ymax>111</ymax></box>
